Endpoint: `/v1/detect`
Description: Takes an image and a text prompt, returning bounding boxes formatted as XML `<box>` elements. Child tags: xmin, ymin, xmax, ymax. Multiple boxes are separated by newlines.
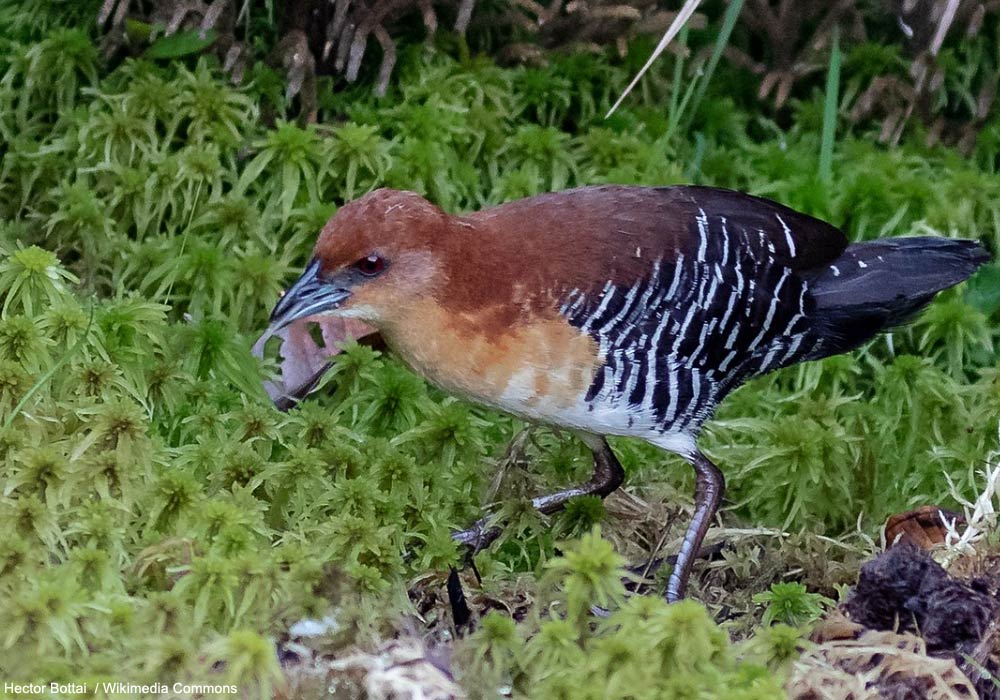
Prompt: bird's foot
<box><xmin>451</xmin><ymin>518</ymin><xmax>503</xmax><ymax>552</ymax></box>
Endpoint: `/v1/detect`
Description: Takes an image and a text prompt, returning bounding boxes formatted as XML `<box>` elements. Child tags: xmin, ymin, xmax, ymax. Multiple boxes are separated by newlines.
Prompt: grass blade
<box><xmin>685</xmin><ymin>0</ymin><xmax>745</xmax><ymax>130</ymax></box>
<box><xmin>668</xmin><ymin>25</ymin><xmax>690</xmax><ymax>125</ymax></box>
<box><xmin>606</xmin><ymin>0</ymin><xmax>704</xmax><ymax>118</ymax></box>
<box><xmin>0</xmin><ymin>304</ymin><xmax>95</xmax><ymax>438</ymax></box>
<box><xmin>819</xmin><ymin>26</ymin><xmax>842</xmax><ymax>183</ymax></box>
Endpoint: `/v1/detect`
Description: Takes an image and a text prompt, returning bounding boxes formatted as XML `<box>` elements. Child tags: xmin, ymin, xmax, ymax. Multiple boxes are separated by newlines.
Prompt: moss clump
<box><xmin>460</xmin><ymin>530</ymin><xmax>789</xmax><ymax>699</ymax></box>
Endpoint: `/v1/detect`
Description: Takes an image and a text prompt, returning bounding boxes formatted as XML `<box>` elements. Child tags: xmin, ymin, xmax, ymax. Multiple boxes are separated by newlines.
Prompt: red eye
<box><xmin>353</xmin><ymin>254</ymin><xmax>385</xmax><ymax>277</ymax></box>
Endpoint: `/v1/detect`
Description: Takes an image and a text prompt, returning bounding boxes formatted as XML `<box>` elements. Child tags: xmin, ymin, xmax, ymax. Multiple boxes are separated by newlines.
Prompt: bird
<box><xmin>262</xmin><ymin>185</ymin><xmax>990</xmax><ymax>602</ymax></box>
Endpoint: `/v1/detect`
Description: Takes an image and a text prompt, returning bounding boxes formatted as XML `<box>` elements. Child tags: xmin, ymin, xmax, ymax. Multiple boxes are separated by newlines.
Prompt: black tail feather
<box><xmin>805</xmin><ymin>237</ymin><xmax>991</xmax><ymax>358</ymax></box>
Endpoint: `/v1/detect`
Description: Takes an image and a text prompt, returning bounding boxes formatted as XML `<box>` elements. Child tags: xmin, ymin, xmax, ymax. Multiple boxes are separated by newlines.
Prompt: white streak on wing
<box><xmin>688</xmin><ymin>376</ymin><xmax>700</xmax><ymax>421</ymax></box>
<box><xmin>645</xmin><ymin>313</ymin><xmax>671</xmax><ymax>415</ymax></box>
<box><xmin>640</xmin><ymin>362</ymin><xmax>657</xmax><ymax>416</ymax></box>
<box><xmin>610</xmin><ymin>354</ymin><xmax>627</xmax><ymax>403</ymax></box>
<box><xmin>624</xmin><ymin>334</ymin><xmax>646</xmax><ymax>400</ymax></box>
<box><xmin>741</xmin><ymin>228</ymin><xmax>754</xmax><ymax>260</ymax></box>
<box><xmin>666</xmin><ymin>253</ymin><xmax>686</xmax><ymax>298</ymax></box>
<box><xmin>720</xmin><ymin>217</ymin><xmax>730</xmax><ymax>267</ymax></box>
<box><xmin>719</xmin><ymin>254</ymin><xmax>745</xmax><ymax>335</ymax></box>
<box><xmin>783</xmin><ymin>312</ymin><xmax>805</xmax><ymax>335</ymax></box>
<box><xmin>781</xmin><ymin>333</ymin><xmax>805</xmax><ymax>364</ymax></box>
<box><xmin>684</xmin><ymin>274</ymin><xmax>719</xmax><ymax>367</ymax></box>
<box><xmin>672</xmin><ymin>302</ymin><xmax>698</xmax><ymax>356</ymax></box>
<box><xmin>602</xmin><ymin>280</ymin><xmax>641</xmax><ymax>334</ymax></box>
<box><xmin>634</xmin><ymin>260</ymin><xmax>661</xmax><ymax>317</ymax></box>
<box><xmin>858</xmin><ymin>260</ymin><xmax>868</xmax><ymax>268</ymax></box>
<box><xmin>689</xmin><ymin>316</ymin><xmax>717</xmax><ymax>369</ymax></box>
<box><xmin>718</xmin><ymin>349</ymin><xmax>738</xmax><ymax>372</ymax></box>
<box><xmin>580</xmin><ymin>281</ymin><xmax>615</xmax><ymax>332</ymax></box>
<box><xmin>646</xmin><ymin>289</ymin><xmax>667</xmax><ymax>323</ymax></box>
<box><xmin>672</xmin><ymin>268</ymin><xmax>710</xmax><ymax>355</ymax></box>
<box><xmin>598</xmin><ymin>364</ymin><xmax>614</xmax><ymax>402</ymax></box>
<box><xmin>718</xmin><ymin>290</ymin><xmax>739</xmax><ymax>339</ymax></box>
<box><xmin>748</xmin><ymin>268</ymin><xmax>789</xmax><ymax>352</ymax></box>
<box><xmin>696</xmin><ymin>209</ymin><xmax>709</xmax><ymax>261</ymax></box>
<box><xmin>565</xmin><ymin>292</ymin><xmax>586</xmax><ymax>317</ymax></box>
<box><xmin>650</xmin><ymin>311</ymin><xmax>668</xmax><ymax>348</ymax></box>
<box><xmin>759</xmin><ymin>348</ymin><xmax>779</xmax><ymax>373</ymax></box>
<box><xmin>702</xmin><ymin>274</ymin><xmax>720</xmax><ymax>311</ymax></box>
<box><xmin>830</xmin><ymin>265</ymin><xmax>840</xmax><ymax>276</ymax></box>
<box><xmin>560</xmin><ymin>288</ymin><xmax>581</xmax><ymax>315</ymax></box>
<box><xmin>703</xmin><ymin>317</ymin><xmax>718</xmax><ymax>345</ymax></box>
<box><xmin>776</xmin><ymin>214</ymin><xmax>796</xmax><ymax>257</ymax></box>
<box><xmin>783</xmin><ymin>283</ymin><xmax>808</xmax><ymax>334</ymax></box>
<box><xmin>664</xmin><ymin>365</ymin><xmax>679</xmax><ymax>423</ymax></box>
<box><xmin>759</xmin><ymin>271</ymin><xmax>790</xmax><ymax>331</ymax></box>
<box><xmin>643</xmin><ymin>259</ymin><xmax>667</xmax><ymax>313</ymax></box>
<box><xmin>724</xmin><ymin>324</ymin><xmax>740</xmax><ymax>349</ymax></box>
<box><xmin>696</xmin><ymin>265</ymin><xmax>711</xmax><ymax>303</ymax></box>
<box><xmin>602</xmin><ymin>259</ymin><xmax>661</xmax><ymax>335</ymax></box>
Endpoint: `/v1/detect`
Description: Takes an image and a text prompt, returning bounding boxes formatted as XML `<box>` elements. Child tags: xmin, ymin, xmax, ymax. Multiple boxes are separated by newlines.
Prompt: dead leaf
<box><xmin>884</xmin><ymin>506</ymin><xmax>965</xmax><ymax>550</ymax></box>
<box><xmin>253</xmin><ymin>314</ymin><xmax>377</xmax><ymax>409</ymax></box>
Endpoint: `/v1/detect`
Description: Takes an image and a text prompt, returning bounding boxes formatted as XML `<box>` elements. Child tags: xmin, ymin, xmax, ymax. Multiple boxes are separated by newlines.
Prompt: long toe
<box><xmin>451</xmin><ymin>519</ymin><xmax>503</xmax><ymax>551</ymax></box>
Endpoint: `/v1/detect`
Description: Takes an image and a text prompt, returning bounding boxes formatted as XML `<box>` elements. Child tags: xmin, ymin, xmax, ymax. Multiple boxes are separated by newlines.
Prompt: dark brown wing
<box><xmin>554</xmin><ymin>186</ymin><xmax>846</xmax><ymax>432</ymax></box>
<box><xmin>661</xmin><ymin>185</ymin><xmax>848</xmax><ymax>271</ymax></box>
<box><xmin>463</xmin><ymin>185</ymin><xmax>847</xmax><ymax>294</ymax></box>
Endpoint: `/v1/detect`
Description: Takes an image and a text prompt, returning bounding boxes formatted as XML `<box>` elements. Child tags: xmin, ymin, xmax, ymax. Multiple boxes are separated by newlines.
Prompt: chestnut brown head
<box><xmin>266</xmin><ymin>189</ymin><xmax>450</xmax><ymax>332</ymax></box>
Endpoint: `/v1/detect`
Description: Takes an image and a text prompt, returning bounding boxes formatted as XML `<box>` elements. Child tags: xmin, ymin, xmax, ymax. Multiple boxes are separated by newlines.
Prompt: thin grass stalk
<box><xmin>606</xmin><ymin>0</ymin><xmax>704</xmax><ymax>117</ymax></box>
<box><xmin>162</xmin><ymin>178</ymin><xmax>204</xmax><ymax>305</ymax></box>
<box><xmin>819</xmin><ymin>26</ymin><xmax>842</xmax><ymax>183</ymax></box>
<box><xmin>667</xmin><ymin>53</ymin><xmax>703</xmax><ymax>139</ymax></box>
<box><xmin>0</xmin><ymin>305</ymin><xmax>95</xmax><ymax>438</ymax></box>
<box><xmin>667</xmin><ymin>25</ymin><xmax>689</xmax><ymax>124</ymax></box>
<box><xmin>683</xmin><ymin>0</ymin><xmax>745</xmax><ymax>131</ymax></box>
<box><xmin>685</xmin><ymin>131</ymin><xmax>706</xmax><ymax>182</ymax></box>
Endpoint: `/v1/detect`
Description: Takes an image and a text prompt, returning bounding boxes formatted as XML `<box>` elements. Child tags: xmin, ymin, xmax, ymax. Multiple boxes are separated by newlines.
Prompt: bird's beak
<box><xmin>267</xmin><ymin>258</ymin><xmax>351</xmax><ymax>332</ymax></box>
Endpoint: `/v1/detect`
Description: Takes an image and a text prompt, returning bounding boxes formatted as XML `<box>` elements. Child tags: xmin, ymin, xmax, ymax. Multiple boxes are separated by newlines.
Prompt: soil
<box><xmin>792</xmin><ymin>542</ymin><xmax>1000</xmax><ymax>700</ymax></box>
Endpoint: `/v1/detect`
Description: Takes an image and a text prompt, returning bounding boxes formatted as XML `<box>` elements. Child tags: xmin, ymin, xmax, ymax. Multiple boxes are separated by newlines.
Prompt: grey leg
<box><xmin>453</xmin><ymin>436</ymin><xmax>625</xmax><ymax>550</ymax></box>
<box><xmin>666</xmin><ymin>450</ymin><xmax>725</xmax><ymax>602</ymax></box>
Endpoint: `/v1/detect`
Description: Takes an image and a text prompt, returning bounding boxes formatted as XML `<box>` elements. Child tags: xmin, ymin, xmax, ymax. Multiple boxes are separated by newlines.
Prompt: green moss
<box><xmin>461</xmin><ymin>532</ymin><xmax>787</xmax><ymax>698</ymax></box>
<box><xmin>0</xmin><ymin>16</ymin><xmax>996</xmax><ymax>694</ymax></box>
<box><xmin>753</xmin><ymin>583</ymin><xmax>833</xmax><ymax>627</ymax></box>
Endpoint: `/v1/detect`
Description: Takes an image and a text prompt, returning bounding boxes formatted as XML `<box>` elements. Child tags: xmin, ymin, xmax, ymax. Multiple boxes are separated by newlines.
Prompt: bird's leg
<box><xmin>532</xmin><ymin>437</ymin><xmax>625</xmax><ymax>513</ymax></box>
<box><xmin>665</xmin><ymin>450</ymin><xmax>724</xmax><ymax>603</ymax></box>
<box><xmin>452</xmin><ymin>436</ymin><xmax>625</xmax><ymax>550</ymax></box>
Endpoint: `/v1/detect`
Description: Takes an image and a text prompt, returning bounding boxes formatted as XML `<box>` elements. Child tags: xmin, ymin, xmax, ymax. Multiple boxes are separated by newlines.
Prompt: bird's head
<box><xmin>266</xmin><ymin>188</ymin><xmax>449</xmax><ymax>334</ymax></box>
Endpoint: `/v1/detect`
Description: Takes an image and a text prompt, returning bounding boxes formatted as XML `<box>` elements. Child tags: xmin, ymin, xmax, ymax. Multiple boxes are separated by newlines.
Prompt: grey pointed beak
<box><xmin>268</xmin><ymin>258</ymin><xmax>351</xmax><ymax>331</ymax></box>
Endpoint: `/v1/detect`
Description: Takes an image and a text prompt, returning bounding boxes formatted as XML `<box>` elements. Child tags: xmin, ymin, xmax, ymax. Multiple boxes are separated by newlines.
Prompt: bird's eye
<box><xmin>353</xmin><ymin>254</ymin><xmax>385</xmax><ymax>277</ymax></box>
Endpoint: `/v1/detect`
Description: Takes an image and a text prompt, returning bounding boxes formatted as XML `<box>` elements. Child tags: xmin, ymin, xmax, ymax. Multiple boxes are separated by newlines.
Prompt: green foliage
<box><xmin>753</xmin><ymin>583</ymin><xmax>833</xmax><ymax>628</ymax></box>
<box><xmin>461</xmin><ymin>530</ymin><xmax>787</xmax><ymax>698</ymax></box>
<box><xmin>145</xmin><ymin>29</ymin><xmax>218</xmax><ymax>60</ymax></box>
<box><xmin>0</xmin><ymin>12</ymin><xmax>996</xmax><ymax>695</ymax></box>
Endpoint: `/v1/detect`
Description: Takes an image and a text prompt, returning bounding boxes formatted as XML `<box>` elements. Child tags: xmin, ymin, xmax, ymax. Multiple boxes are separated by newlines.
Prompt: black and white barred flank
<box><xmin>560</xmin><ymin>189</ymin><xmax>989</xmax><ymax>436</ymax></box>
